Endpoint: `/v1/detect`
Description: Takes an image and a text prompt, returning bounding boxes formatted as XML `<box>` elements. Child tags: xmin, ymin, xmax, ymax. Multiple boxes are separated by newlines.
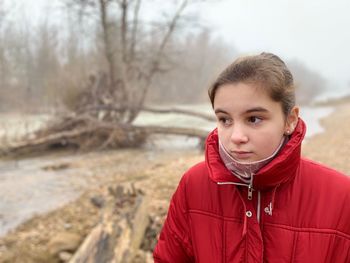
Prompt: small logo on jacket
<box><xmin>264</xmin><ymin>202</ymin><xmax>273</xmax><ymax>216</ymax></box>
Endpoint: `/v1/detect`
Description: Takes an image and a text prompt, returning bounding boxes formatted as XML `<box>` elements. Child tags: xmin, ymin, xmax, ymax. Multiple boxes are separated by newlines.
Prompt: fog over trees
<box><xmin>287</xmin><ymin>60</ymin><xmax>327</xmax><ymax>105</ymax></box>
<box><xmin>0</xmin><ymin>0</ymin><xmax>328</xmax><ymax>113</ymax></box>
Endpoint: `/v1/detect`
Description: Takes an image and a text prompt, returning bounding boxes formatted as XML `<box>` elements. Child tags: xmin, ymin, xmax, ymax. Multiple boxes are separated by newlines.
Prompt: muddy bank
<box><xmin>0</xmin><ymin>146</ymin><xmax>203</xmax><ymax>262</ymax></box>
<box><xmin>302</xmin><ymin>103</ymin><xmax>350</xmax><ymax>175</ymax></box>
<box><xmin>0</xmin><ymin>146</ymin><xmax>201</xmax><ymax>236</ymax></box>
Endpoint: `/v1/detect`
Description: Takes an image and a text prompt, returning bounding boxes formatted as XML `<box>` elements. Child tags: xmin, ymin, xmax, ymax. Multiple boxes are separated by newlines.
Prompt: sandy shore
<box><xmin>0</xmin><ymin>101</ymin><xmax>349</xmax><ymax>262</ymax></box>
<box><xmin>302</xmin><ymin>102</ymin><xmax>350</xmax><ymax>175</ymax></box>
<box><xmin>0</xmin><ymin>148</ymin><xmax>204</xmax><ymax>262</ymax></box>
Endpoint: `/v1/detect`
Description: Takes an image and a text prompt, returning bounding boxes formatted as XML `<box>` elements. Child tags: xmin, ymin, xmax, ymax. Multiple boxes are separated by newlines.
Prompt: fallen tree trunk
<box><xmin>0</xmin><ymin>119</ymin><xmax>209</xmax><ymax>157</ymax></box>
<box><xmin>0</xmin><ymin>103</ymin><xmax>214</xmax><ymax>157</ymax></box>
<box><xmin>135</xmin><ymin>125</ymin><xmax>208</xmax><ymax>138</ymax></box>
<box><xmin>69</xmin><ymin>184</ymin><xmax>151</xmax><ymax>263</ymax></box>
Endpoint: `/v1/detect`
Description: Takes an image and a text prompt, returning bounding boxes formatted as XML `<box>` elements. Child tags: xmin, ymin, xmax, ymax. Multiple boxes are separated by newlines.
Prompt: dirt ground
<box><xmin>0</xmin><ymin>146</ymin><xmax>203</xmax><ymax>262</ymax></box>
<box><xmin>302</xmin><ymin>102</ymin><xmax>350</xmax><ymax>175</ymax></box>
<box><xmin>0</xmin><ymin>101</ymin><xmax>349</xmax><ymax>263</ymax></box>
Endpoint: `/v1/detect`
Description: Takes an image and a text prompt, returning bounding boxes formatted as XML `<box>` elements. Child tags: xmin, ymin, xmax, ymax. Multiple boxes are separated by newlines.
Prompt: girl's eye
<box><xmin>218</xmin><ymin>117</ymin><xmax>232</xmax><ymax>126</ymax></box>
<box><xmin>248</xmin><ymin>116</ymin><xmax>262</xmax><ymax>124</ymax></box>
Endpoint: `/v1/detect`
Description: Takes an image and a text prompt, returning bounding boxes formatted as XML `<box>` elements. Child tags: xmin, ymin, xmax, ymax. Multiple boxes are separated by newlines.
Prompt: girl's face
<box><xmin>214</xmin><ymin>82</ymin><xmax>298</xmax><ymax>162</ymax></box>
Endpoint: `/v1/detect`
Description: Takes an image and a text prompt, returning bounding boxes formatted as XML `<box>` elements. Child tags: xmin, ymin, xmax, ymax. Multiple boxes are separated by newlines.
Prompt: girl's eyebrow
<box><xmin>245</xmin><ymin>107</ymin><xmax>269</xmax><ymax>114</ymax></box>
<box><xmin>214</xmin><ymin>107</ymin><xmax>269</xmax><ymax>115</ymax></box>
<box><xmin>214</xmin><ymin>108</ymin><xmax>229</xmax><ymax>114</ymax></box>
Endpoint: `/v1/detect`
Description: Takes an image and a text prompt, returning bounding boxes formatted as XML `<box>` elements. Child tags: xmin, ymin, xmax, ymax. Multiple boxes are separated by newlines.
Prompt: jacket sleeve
<box><xmin>153</xmin><ymin>174</ymin><xmax>194</xmax><ymax>262</ymax></box>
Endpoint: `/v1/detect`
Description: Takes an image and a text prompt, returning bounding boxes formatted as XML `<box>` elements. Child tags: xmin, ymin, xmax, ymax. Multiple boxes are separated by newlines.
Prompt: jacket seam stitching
<box><xmin>264</xmin><ymin>222</ymin><xmax>350</xmax><ymax>240</ymax></box>
<box><xmin>182</xmin><ymin>175</ymin><xmax>194</xmax><ymax>259</ymax></box>
<box><xmin>223</xmin><ymin>220</ymin><xmax>226</xmax><ymax>263</ymax></box>
<box><xmin>245</xmin><ymin>229</ymin><xmax>248</xmax><ymax>263</ymax></box>
<box><xmin>290</xmin><ymin>231</ymin><xmax>298</xmax><ymax>262</ymax></box>
<box><xmin>188</xmin><ymin>209</ymin><xmax>242</xmax><ymax>222</ymax></box>
<box><xmin>167</xmin><ymin>220</ymin><xmax>193</xmax><ymax>257</ymax></box>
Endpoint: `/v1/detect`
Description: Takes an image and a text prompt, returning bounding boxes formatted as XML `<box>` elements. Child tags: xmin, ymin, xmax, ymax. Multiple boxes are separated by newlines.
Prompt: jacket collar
<box><xmin>205</xmin><ymin>118</ymin><xmax>306</xmax><ymax>190</ymax></box>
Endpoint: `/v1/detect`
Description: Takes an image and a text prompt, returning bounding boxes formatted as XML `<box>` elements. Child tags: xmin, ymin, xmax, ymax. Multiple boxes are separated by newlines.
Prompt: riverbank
<box><xmin>302</xmin><ymin>102</ymin><xmax>350</xmax><ymax>175</ymax></box>
<box><xmin>0</xmin><ymin>147</ymin><xmax>204</xmax><ymax>262</ymax></box>
<box><xmin>0</xmin><ymin>101</ymin><xmax>349</xmax><ymax>262</ymax></box>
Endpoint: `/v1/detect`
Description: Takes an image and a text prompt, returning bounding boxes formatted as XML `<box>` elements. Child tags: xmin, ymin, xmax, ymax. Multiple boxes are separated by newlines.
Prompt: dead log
<box><xmin>135</xmin><ymin>125</ymin><xmax>208</xmax><ymax>138</ymax></box>
<box><xmin>0</xmin><ymin>120</ymin><xmax>209</xmax><ymax>157</ymax></box>
<box><xmin>69</xmin><ymin>184</ymin><xmax>150</xmax><ymax>263</ymax></box>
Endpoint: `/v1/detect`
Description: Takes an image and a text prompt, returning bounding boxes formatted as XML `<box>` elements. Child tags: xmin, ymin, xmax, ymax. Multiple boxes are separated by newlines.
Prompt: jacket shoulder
<box><xmin>300</xmin><ymin>158</ymin><xmax>350</xmax><ymax>187</ymax></box>
<box><xmin>181</xmin><ymin>161</ymin><xmax>209</xmax><ymax>183</ymax></box>
<box><xmin>185</xmin><ymin>161</ymin><xmax>207</xmax><ymax>175</ymax></box>
<box><xmin>277</xmin><ymin>159</ymin><xmax>350</xmax><ymax>237</ymax></box>
<box><xmin>299</xmin><ymin>158</ymin><xmax>350</xmax><ymax>232</ymax></box>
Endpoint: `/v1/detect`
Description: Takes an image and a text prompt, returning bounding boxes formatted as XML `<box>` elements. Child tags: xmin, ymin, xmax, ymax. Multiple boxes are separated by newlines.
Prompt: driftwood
<box><xmin>1</xmin><ymin>115</ymin><xmax>209</xmax><ymax>157</ymax></box>
<box><xmin>69</xmin><ymin>184</ymin><xmax>151</xmax><ymax>263</ymax></box>
<box><xmin>0</xmin><ymin>71</ymin><xmax>215</xmax><ymax>157</ymax></box>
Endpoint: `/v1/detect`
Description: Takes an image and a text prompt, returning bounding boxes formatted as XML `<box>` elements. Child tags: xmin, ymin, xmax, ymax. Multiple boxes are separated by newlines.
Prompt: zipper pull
<box><xmin>248</xmin><ymin>185</ymin><xmax>253</xmax><ymax>200</ymax></box>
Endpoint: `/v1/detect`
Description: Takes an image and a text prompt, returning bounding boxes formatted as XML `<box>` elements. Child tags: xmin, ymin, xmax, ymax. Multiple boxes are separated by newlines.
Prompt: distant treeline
<box><xmin>0</xmin><ymin>1</ymin><xmax>327</xmax><ymax>112</ymax></box>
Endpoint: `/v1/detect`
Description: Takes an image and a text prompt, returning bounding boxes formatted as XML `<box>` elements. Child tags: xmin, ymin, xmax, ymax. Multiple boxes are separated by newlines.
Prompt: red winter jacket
<box><xmin>153</xmin><ymin>119</ymin><xmax>350</xmax><ymax>262</ymax></box>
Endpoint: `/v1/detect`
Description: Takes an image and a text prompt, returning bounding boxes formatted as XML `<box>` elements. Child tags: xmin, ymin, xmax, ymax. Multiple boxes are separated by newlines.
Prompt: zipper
<box><xmin>217</xmin><ymin>181</ymin><xmax>255</xmax><ymax>200</ymax></box>
<box><xmin>218</xmin><ymin>173</ymin><xmax>255</xmax><ymax>200</ymax></box>
<box><xmin>248</xmin><ymin>185</ymin><xmax>253</xmax><ymax>200</ymax></box>
<box><xmin>247</xmin><ymin>174</ymin><xmax>254</xmax><ymax>200</ymax></box>
<box><xmin>217</xmin><ymin>182</ymin><xmax>249</xmax><ymax>187</ymax></box>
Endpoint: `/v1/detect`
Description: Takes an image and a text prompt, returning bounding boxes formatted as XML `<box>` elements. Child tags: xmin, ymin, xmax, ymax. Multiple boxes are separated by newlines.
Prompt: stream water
<box><xmin>0</xmin><ymin>154</ymin><xmax>93</xmax><ymax>237</ymax></box>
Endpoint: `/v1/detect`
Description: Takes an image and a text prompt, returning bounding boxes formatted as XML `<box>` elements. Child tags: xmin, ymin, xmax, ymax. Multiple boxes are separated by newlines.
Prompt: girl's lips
<box><xmin>231</xmin><ymin>151</ymin><xmax>253</xmax><ymax>160</ymax></box>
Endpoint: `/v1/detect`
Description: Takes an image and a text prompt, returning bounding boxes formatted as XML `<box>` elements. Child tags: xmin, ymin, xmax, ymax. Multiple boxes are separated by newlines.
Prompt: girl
<box><xmin>153</xmin><ymin>53</ymin><xmax>350</xmax><ymax>262</ymax></box>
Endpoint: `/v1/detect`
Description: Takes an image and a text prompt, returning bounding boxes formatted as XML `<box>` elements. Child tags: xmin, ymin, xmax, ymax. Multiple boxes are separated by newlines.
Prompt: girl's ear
<box><xmin>284</xmin><ymin>106</ymin><xmax>299</xmax><ymax>135</ymax></box>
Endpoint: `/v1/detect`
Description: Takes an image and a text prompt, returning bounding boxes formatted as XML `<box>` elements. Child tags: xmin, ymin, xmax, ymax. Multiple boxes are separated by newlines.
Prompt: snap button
<box><xmin>246</xmin><ymin>211</ymin><xmax>252</xmax><ymax>217</ymax></box>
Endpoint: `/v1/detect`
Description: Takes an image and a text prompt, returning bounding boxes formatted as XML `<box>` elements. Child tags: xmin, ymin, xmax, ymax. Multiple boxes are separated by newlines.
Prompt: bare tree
<box><xmin>65</xmin><ymin>0</ymin><xmax>196</xmax><ymax>124</ymax></box>
<box><xmin>1</xmin><ymin>0</ymin><xmax>215</xmax><ymax>155</ymax></box>
<box><xmin>0</xmin><ymin>1</ymin><xmax>7</xmax><ymax>107</ymax></box>
<box><xmin>148</xmin><ymin>28</ymin><xmax>237</xmax><ymax>103</ymax></box>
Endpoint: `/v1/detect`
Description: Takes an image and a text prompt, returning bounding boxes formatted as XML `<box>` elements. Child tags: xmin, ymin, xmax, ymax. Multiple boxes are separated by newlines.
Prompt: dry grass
<box><xmin>0</xmin><ymin>148</ymin><xmax>203</xmax><ymax>262</ymax></box>
<box><xmin>302</xmin><ymin>103</ymin><xmax>350</xmax><ymax>175</ymax></box>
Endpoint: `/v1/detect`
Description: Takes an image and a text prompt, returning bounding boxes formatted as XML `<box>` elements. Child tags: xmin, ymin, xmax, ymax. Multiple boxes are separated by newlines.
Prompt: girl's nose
<box><xmin>230</xmin><ymin>125</ymin><xmax>249</xmax><ymax>144</ymax></box>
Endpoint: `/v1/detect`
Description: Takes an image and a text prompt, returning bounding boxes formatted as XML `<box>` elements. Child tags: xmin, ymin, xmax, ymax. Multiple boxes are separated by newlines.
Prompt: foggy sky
<box><xmin>199</xmin><ymin>0</ymin><xmax>350</xmax><ymax>94</ymax></box>
<box><xmin>11</xmin><ymin>0</ymin><xmax>350</xmax><ymax>96</ymax></box>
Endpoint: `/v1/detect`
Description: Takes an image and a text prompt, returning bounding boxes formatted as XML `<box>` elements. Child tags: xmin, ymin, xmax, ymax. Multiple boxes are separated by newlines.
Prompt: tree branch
<box><xmin>120</xmin><ymin>0</ymin><xmax>128</xmax><ymax>63</ymax></box>
<box><xmin>152</xmin><ymin>0</ymin><xmax>188</xmax><ymax>74</ymax></box>
<box><xmin>129</xmin><ymin>0</ymin><xmax>141</xmax><ymax>61</ymax></box>
<box><xmin>126</xmin><ymin>0</ymin><xmax>189</xmax><ymax>123</ymax></box>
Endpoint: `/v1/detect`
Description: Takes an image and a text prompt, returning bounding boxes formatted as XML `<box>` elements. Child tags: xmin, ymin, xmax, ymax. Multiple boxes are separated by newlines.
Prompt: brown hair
<box><xmin>208</xmin><ymin>52</ymin><xmax>295</xmax><ymax>116</ymax></box>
